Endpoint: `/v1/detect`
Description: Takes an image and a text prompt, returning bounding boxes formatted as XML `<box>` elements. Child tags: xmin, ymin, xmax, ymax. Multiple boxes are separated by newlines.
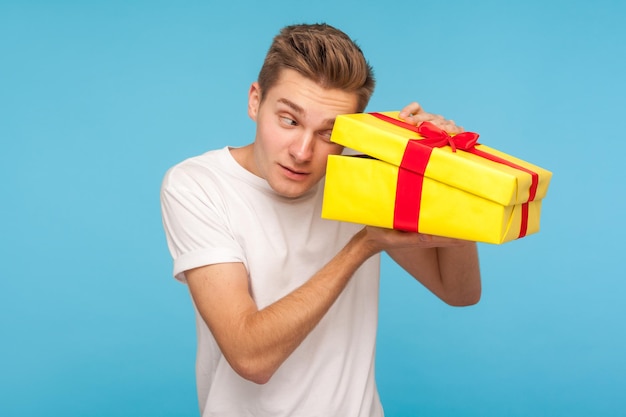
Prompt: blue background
<box><xmin>1</xmin><ymin>1</ymin><xmax>624</xmax><ymax>416</ymax></box>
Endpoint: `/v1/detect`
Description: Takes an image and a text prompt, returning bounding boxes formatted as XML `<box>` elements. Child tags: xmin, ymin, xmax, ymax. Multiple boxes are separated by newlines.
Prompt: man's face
<box><xmin>247</xmin><ymin>69</ymin><xmax>359</xmax><ymax>198</ymax></box>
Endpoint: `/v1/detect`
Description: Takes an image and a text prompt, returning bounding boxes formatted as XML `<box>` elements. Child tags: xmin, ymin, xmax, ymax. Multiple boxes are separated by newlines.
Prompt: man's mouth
<box><xmin>279</xmin><ymin>164</ymin><xmax>309</xmax><ymax>178</ymax></box>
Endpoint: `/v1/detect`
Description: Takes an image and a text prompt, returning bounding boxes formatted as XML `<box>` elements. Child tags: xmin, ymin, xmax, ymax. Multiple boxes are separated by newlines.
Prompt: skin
<box><xmin>185</xmin><ymin>69</ymin><xmax>481</xmax><ymax>385</ymax></box>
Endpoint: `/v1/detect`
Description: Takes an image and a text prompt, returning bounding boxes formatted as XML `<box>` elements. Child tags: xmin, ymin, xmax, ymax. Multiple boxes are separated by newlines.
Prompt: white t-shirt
<box><xmin>161</xmin><ymin>147</ymin><xmax>384</xmax><ymax>417</ymax></box>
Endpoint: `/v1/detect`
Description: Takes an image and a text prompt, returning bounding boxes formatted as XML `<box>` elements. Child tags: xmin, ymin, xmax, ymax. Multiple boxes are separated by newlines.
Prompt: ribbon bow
<box><xmin>417</xmin><ymin>121</ymin><xmax>479</xmax><ymax>152</ymax></box>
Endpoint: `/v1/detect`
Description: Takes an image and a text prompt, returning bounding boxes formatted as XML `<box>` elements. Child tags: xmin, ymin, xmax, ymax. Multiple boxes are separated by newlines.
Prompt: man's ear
<box><xmin>248</xmin><ymin>82</ymin><xmax>261</xmax><ymax>121</ymax></box>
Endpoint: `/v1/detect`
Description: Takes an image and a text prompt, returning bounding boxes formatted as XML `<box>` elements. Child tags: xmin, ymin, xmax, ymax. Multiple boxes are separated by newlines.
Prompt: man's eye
<box><xmin>319</xmin><ymin>130</ymin><xmax>333</xmax><ymax>141</ymax></box>
<box><xmin>280</xmin><ymin>117</ymin><xmax>297</xmax><ymax>126</ymax></box>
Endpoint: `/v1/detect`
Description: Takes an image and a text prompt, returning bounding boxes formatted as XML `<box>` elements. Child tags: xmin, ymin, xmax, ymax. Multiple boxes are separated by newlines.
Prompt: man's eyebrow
<box><xmin>277</xmin><ymin>98</ymin><xmax>337</xmax><ymax>127</ymax></box>
<box><xmin>277</xmin><ymin>98</ymin><xmax>304</xmax><ymax>115</ymax></box>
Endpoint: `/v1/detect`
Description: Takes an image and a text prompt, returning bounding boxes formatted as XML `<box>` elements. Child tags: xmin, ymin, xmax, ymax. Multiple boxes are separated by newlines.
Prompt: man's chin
<box><xmin>269</xmin><ymin>179</ymin><xmax>315</xmax><ymax>199</ymax></box>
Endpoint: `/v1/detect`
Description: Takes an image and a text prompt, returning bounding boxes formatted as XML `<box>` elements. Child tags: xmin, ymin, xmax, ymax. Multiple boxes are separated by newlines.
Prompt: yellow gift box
<box><xmin>321</xmin><ymin>111</ymin><xmax>552</xmax><ymax>244</ymax></box>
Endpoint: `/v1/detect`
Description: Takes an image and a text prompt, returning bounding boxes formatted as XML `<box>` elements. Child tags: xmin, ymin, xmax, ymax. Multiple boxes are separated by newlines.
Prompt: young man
<box><xmin>161</xmin><ymin>23</ymin><xmax>480</xmax><ymax>417</ymax></box>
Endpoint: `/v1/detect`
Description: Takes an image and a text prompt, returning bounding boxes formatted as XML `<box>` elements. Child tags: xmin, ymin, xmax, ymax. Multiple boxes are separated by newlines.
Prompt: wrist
<box><xmin>348</xmin><ymin>227</ymin><xmax>382</xmax><ymax>259</ymax></box>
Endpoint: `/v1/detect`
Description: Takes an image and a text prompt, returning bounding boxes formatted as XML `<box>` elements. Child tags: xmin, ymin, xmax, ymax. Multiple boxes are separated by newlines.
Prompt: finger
<box><xmin>449</xmin><ymin>125</ymin><xmax>465</xmax><ymax>134</ymax></box>
<box><xmin>445</xmin><ymin>121</ymin><xmax>465</xmax><ymax>134</ymax></box>
<box><xmin>399</xmin><ymin>104</ymin><xmax>464</xmax><ymax>133</ymax></box>
<box><xmin>402</xmin><ymin>111</ymin><xmax>438</xmax><ymax>127</ymax></box>
<box><xmin>421</xmin><ymin>115</ymin><xmax>465</xmax><ymax>134</ymax></box>
<box><xmin>428</xmin><ymin>235</ymin><xmax>473</xmax><ymax>247</ymax></box>
<box><xmin>399</xmin><ymin>102</ymin><xmax>422</xmax><ymax>119</ymax></box>
<box><xmin>413</xmin><ymin>112</ymin><xmax>444</xmax><ymax>125</ymax></box>
<box><xmin>439</xmin><ymin>119</ymin><xmax>465</xmax><ymax>134</ymax></box>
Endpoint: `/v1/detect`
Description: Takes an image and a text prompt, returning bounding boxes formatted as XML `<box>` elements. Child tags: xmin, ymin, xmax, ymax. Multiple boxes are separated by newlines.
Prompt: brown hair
<box><xmin>257</xmin><ymin>23</ymin><xmax>375</xmax><ymax>112</ymax></box>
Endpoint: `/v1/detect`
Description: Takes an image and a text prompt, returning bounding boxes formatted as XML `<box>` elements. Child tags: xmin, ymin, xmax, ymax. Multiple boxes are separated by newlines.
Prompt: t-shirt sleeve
<box><xmin>160</xmin><ymin>163</ymin><xmax>245</xmax><ymax>283</ymax></box>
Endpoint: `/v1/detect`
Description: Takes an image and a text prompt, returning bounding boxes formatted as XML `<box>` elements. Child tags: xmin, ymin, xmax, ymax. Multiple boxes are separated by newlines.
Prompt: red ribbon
<box><xmin>369</xmin><ymin>112</ymin><xmax>538</xmax><ymax>239</ymax></box>
<box><xmin>416</xmin><ymin>121</ymin><xmax>480</xmax><ymax>153</ymax></box>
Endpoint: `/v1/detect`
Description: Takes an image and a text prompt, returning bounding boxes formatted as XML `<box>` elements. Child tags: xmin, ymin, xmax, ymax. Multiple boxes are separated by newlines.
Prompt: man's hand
<box><xmin>399</xmin><ymin>102</ymin><xmax>464</xmax><ymax>134</ymax></box>
<box><xmin>358</xmin><ymin>225</ymin><xmax>472</xmax><ymax>255</ymax></box>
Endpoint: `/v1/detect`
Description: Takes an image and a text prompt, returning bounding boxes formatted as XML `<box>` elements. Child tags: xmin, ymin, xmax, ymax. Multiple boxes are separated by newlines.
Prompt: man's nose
<box><xmin>289</xmin><ymin>131</ymin><xmax>315</xmax><ymax>162</ymax></box>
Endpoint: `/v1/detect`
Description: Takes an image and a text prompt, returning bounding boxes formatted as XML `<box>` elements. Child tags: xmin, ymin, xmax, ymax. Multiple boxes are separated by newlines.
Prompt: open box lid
<box><xmin>331</xmin><ymin>112</ymin><xmax>552</xmax><ymax>206</ymax></box>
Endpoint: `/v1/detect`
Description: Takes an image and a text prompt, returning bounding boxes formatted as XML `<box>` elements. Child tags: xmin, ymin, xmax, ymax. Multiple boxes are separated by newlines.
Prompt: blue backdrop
<box><xmin>2</xmin><ymin>1</ymin><xmax>624</xmax><ymax>416</ymax></box>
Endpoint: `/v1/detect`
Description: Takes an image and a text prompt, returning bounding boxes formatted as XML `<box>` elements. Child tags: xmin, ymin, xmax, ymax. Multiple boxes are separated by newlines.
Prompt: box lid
<box><xmin>330</xmin><ymin>111</ymin><xmax>552</xmax><ymax>206</ymax></box>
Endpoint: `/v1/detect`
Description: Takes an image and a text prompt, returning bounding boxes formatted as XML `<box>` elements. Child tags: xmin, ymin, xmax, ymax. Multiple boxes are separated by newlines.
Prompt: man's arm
<box><xmin>185</xmin><ymin>228</ymin><xmax>379</xmax><ymax>385</ymax></box>
<box><xmin>350</xmin><ymin>226</ymin><xmax>480</xmax><ymax>306</ymax></box>
<box><xmin>386</xmin><ymin>235</ymin><xmax>481</xmax><ymax>306</ymax></box>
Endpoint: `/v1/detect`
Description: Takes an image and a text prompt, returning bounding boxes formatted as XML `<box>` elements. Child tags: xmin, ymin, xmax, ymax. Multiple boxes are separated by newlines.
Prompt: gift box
<box><xmin>321</xmin><ymin>111</ymin><xmax>552</xmax><ymax>244</ymax></box>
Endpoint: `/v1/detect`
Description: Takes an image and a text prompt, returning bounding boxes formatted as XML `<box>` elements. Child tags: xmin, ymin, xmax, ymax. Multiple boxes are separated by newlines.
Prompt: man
<box><xmin>161</xmin><ymin>23</ymin><xmax>481</xmax><ymax>417</ymax></box>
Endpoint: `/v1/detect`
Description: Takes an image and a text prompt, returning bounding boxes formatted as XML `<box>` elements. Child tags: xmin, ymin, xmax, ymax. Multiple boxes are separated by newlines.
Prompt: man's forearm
<box><xmin>210</xmin><ymin>229</ymin><xmax>376</xmax><ymax>384</ymax></box>
<box><xmin>386</xmin><ymin>235</ymin><xmax>481</xmax><ymax>306</ymax></box>
<box><xmin>435</xmin><ymin>243</ymin><xmax>481</xmax><ymax>306</ymax></box>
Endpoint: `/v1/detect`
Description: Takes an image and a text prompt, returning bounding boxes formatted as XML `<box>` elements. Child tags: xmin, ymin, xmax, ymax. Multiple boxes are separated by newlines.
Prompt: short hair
<box><xmin>257</xmin><ymin>23</ymin><xmax>376</xmax><ymax>112</ymax></box>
